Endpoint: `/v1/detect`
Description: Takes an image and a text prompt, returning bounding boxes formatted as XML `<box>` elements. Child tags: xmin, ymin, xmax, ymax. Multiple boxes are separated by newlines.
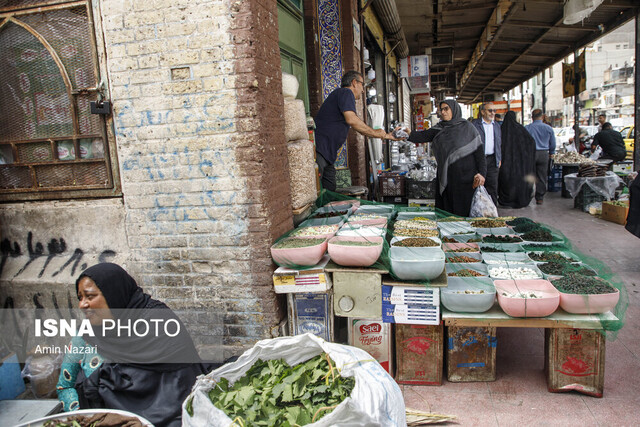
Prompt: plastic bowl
<box><xmin>390</xmin><ymin>249</ymin><xmax>445</xmax><ymax>281</ymax></box>
<box><xmin>557</xmin><ymin>289</ymin><xmax>620</xmax><ymax>314</ymax></box>
<box><xmin>441</xmin><ymin>277</ymin><xmax>496</xmax><ymax>313</ymax></box>
<box><xmin>327</xmin><ymin>236</ymin><xmax>383</xmax><ymax>267</ymax></box>
<box><xmin>337</xmin><ymin>224</ymin><xmax>387</xmax><ymax>237</ymax></box>
<box><xmin>494</xmin><ymin>279</ymin><xmax>560</xmax><ymax>317</ymax></box>
<box><xmin>442</xmin><ymin>242</ymin><xmax>480</xmax><ymax>252</ymax></box>
<box><xmin>325</xmin><ymin>200</ymin><xmax>360</xmax><ymax>213</ymax></box>
<box><xmin>270</xmin><ymin>237</ymin><xmax>328</xmax><ymax>268</ymax></box>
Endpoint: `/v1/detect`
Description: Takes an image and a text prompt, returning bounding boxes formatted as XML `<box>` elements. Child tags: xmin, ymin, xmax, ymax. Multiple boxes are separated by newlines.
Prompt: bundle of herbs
<box><xmin>482</xmin><ymin>235</ymin><xmax>523</xmax><ymax>243</ymax></box>
<box><xmin>552</xmin><ymin>274</ymin><xmax>617</xmax><ymax>295</ymax></box>
<box><xmin>521</xmin><ymin>229</ymin><xmax>554</xmax><ymax>242</ymax></box>
<box><xmin>197</xmin><ymin>353</ymin><xmax>355</xmax><ymax>426</ymax></box>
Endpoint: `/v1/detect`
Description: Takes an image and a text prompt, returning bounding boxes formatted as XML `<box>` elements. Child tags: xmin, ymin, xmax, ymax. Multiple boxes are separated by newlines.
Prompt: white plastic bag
<box><xmin>469</xmin><ymin>185</ymin><xmax>498</xmax><ymax>218</ymax></box>
<box><xmin>589</xmin><ymin>146</ymin><xmax>602</xmax><ymax>160</ymax></box>
<box><xmin>182</xmin><ymin>334</ymin><xmax>406</xmax><ymax>427</ymax></box>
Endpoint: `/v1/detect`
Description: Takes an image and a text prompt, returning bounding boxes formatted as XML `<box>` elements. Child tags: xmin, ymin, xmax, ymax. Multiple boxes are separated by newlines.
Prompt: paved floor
<box><xmin>402</xmin><ymin>190</ymin><xmax>640</xmax><ymax>426</ymax></box>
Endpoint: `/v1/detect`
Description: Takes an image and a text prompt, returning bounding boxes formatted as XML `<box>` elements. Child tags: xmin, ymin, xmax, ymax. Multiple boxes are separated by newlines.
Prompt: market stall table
<box><xmin>442</xmin><ymin>306</ymin><xmax>619</xmax><ymax>396</ymax></box>
<box><xmin>563</xmin><ymin>172</ymin><xmax>624</xmax><ymax>200</ymax></box>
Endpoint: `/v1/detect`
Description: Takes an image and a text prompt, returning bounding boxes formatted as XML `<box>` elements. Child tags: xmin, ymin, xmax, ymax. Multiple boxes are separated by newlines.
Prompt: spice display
<box><xmin>482</xmin><ymin>235</ymin><xmax>523</xmax><ymax>243</ymax></box>
<box><xmin>468</xmin><ymin>237</ymin><xmax>482</xmax><ymax>242</ymax></box>
<box><xmin>438</xmin><ymin>216</ymin><xmax>467</xmax><ymax>222</ymax></box>
<box><xmin>513</xmin><ymin>222</ymin><xmax>544</xmax><ymax>233</ymax></box>
<box><xmin>448</xmin><ymin>269</ymin><xmax>484</xmax><ymax>277</ymax></box>
<box><xmin>273</xmin><ymin>237</ymin><xmax>325</xmax><ymax>249</ymax></box>
<box><xmin>452</xmin><ymin>290</ymin><xmax>486</xmax><ymax>294</ymax></box>
<box><xmin>392</xmin><ymin>238</ymin><xmax>439</xmax><ymax>247</ymax></box>
<box><xmin>446</xmin><ymin>247</ymin><xmax>478</xmax><ymax>253</ymax></box>
<box><xmin>471</xmin><ymin>219</ymin><xmax>507</xmax><ymax>228</ymax></box>
<box><xmin>523</xmin><ymin>243</ymin><xmax>568</xmax><ymax>251</ymax></box>
<box><xmin>313</xmin><ymin>211</ymin><xmax>347</xmax><ymax>218</ymax></box>
<box><xmin>479</xmin><ymin>246</ymin><xmax>506</xmax><ymax>253</ymax></box>
<box><xmin>506</xmin><ymin>217</ymin><xmax>534</xmax><ymax>227</ymax></box>
<box><xmin>489</xmin><ymin>266</ymin><xmax>541</xmax><ymax>279</ymax></box>
<box><xmin>562</xmin><ymin>264</ymin><xmax>597</xmax><ymax>276</ymax></box>
<box><xmin>350</xmin><ymin>213</ymin><xmax>386</xmax><ymax>220</ymax></box>
<box><xmin>552</xmin><ymin>274</ymin><xmax>617</xmax><ymax>294</ymax></box>
<box><xmin>527</xmin><ymin>252</ymin><xmax>574</xmax><ymax>263</ymax></box>
<box><xmin>202</xmin><ymin>354</ymin><xmax>355</xmax><ymax>426</ymax></box>
<box><xmin>331</xmin><ymin>240</ymin><xmax>379</xmax><ymax>246</ymax></box>
<box><xmin>394</xmin><ymin>228</ymin><xmax>439</xmax><ymax>237</ymax></box>
<box><xmin>411</xmin><ymin>216</ymin><xmax>437</xmax><ymax>223</ymax></box>
<box><xmin>442</xmin><ymin>236</ymin><xmax>457</xmax><ymax>243</ymax></box>
<box><xmin>521</xmin><ymin>229</ymin><xmax>554</xmax><ymax>242</ymax></box>
<box><xmin>290</xmin><ymin>225</ymin><xmax>338</xmax><ymax>237</ymax></box>
<box><xmin>446</xmin><ymin>255</ymin><xmax>481</xmax><ymax>263</ymax></box>
<box><xmin>395</xmin><ymin>219</ymin><xmax>437</xmax><ymax>230</ymax></box>
<box><xmin>538</xmin><ymin>261</ymin><xmax>567</xmax><ymax>275</ymax></box>
<box><xmin>501</xmin><ymin>291</ymin><xmax>544</xmax><ymax>299</ymax></box>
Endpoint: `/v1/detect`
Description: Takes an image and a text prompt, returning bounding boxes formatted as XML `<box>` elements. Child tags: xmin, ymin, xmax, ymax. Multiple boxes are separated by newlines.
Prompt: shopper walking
<box><xmin>314</xmin><ymin>71</ymin><xmax>400</xmax><ymax>192</ymax></box>
<box><xmin>525</xmin><ymin>109</ymin><xmax>556</xmax><ymax>205</ymax></box>
<box><xmin>498</xmin><ymin>111</ymin><xmax>536</xmax><ymax>208</ymax></box>
<box><xmin>472</xmin><ymin>103</ymin><xmax>501</xmax><ymax>205</ymax></box>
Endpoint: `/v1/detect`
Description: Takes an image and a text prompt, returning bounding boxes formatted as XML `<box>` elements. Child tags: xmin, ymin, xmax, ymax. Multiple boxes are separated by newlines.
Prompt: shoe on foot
<box><xmin>536</xmin><ymin>199</ymin><xmax>543</xmax><ymax>205</ymax></box>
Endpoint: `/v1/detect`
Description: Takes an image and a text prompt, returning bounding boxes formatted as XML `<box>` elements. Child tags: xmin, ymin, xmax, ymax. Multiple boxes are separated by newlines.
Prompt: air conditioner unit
<box><xmin>431</xmin><ymin>47</ymin><xmax>453</xmax><ymax>66</ymax></box>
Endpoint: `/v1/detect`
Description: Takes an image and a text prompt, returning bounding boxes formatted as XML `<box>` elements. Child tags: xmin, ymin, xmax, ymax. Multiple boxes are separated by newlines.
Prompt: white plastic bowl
<box><xmin>390</xmin><ymin>249</ymin><xmax>445</xmax><ymax>281</ymax></box>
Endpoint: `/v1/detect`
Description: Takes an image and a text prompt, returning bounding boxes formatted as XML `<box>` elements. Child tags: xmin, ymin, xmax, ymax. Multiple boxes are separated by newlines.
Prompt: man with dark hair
<box><xmin>525</xmin><ymin>109</ymin><xmax>556</xmax><ymax>205</ymax></box>
<box><xmin>314</xmin><ymin>71</ymin><xmax>400</xmax><ymax>191</ymax></box>
<box><xmin>597</xmin><ymin>113</ymin><xmax>606</xmax><ymax>131</ymax></box>
<box><xmin>472</xmin><ymin>102</ymin><xmax>501</xmax><ymax>205</ymax></box>
<box><xmin>592</xmin><ymin>122</ymin><xmax>626</xmax><ymax>162</ymax></box>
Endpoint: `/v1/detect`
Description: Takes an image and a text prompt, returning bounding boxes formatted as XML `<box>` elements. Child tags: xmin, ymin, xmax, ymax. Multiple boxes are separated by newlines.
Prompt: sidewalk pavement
<box><xmin>402</xmin><ymin>190</ymin><xmax>640</xmax><ymax>426</ymax></box>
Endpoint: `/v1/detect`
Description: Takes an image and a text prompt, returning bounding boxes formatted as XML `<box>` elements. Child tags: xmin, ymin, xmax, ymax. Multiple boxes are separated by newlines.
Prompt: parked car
<box><xmin>555</xmin><ymin>127</ymin><xmax>574</xmax><ymax>147</ymax></box>
<box><xmin>620</xmin><ymin>126</ymin><xmax>634</xmax><ymax>160</ymax></box>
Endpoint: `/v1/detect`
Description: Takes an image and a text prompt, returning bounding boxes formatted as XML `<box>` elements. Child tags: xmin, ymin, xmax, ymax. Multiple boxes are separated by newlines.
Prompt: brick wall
<box><xmin>100</xmin><ymin>0</ymin><xmax>290</xmax><ymax>359</ymax></box>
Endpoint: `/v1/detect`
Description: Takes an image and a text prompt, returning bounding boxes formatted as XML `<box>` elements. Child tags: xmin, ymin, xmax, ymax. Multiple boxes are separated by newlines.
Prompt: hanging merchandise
<box><xmin>367</xmin><ymin>104</ymin><xmax>384</xmax><ymax>165</ymax></box>
<box><xmin>367</xmin><ymin>68</ymin><xmax>376</xmax><ymax>81</ymax></box>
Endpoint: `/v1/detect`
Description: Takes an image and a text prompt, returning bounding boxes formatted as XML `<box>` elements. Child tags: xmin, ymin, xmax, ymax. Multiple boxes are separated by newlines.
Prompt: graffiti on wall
<box><xmin>0</xmin><ymin>231</ymin><xmax>116</xmax><ymax>278</ymax></box>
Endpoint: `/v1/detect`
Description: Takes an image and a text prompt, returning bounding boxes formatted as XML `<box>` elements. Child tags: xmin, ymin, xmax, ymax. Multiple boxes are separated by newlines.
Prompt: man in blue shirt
<box><xmin>314</xmin><ymin>71</ymin><xmax>399</xmax><ymax>191</ymax></box>
<box><xmin>525</xmin><ymin>109</ymin><xmax>556</xmax><ymax>205</ymax></box>
<box><xmin>472</xmin><ymin>103</ymin><xmax>502</xmax><ymax>205</ymax></box>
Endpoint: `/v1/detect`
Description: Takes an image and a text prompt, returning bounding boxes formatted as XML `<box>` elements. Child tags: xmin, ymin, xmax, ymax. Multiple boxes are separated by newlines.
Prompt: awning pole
<box><xmin>541</xmin><ymin>71</ymin><xmax>546</xmax><ymax>116</ymax></box>
<box><xmin>573</xmin><ymin>49</ymin><xmax>579</xmax><ymax>147</ymax></box>
<box><xmin>635</xmin><ymin>12</ymin><xmax>639</xmax><ymax>171</ymax></box>
<box><xmin>520</xmin><ymin>83</ymin><xmax>524</xmax><ymax>124</ymax></box>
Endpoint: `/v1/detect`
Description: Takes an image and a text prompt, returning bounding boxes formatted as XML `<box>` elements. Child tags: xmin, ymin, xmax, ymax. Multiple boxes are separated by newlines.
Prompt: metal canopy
<box><xmin>395</xmin><ymin>0</ymin><xmax>639</xmax><ymax>103</ymax></box>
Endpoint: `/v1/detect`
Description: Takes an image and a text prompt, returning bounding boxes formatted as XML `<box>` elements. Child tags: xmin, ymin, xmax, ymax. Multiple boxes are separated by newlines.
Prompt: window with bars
<box><xmin>0</xmin><ymin>1</ymin><xmax>120</xmax><ymax>201</ymax></box>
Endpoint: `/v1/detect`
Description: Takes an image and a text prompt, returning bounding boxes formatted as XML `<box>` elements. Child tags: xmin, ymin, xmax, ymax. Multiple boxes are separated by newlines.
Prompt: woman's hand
<box><xmin>473</xmin><ymin>173</ymin><xmax>485</xmax><ymax>189</ymax></box>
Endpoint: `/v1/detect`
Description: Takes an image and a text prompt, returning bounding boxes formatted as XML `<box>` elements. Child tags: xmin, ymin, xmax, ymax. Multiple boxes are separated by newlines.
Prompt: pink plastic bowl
<box><xmin>558</xmin><ymin>289</ymin><xmax>620</xmax><ymax>314</ymax></box>
<box><xmin>327</xmin><ymin>236</ymin><xmax>383</xmax><ymax>267</ymax></box>
<box><xmin>270</xmin><ymin>238</ymin><xmax>328</xmax><ymax>268</ymax></box>
<box><xmin>495</xmin><ymin>279</ymin><xmax>560</xmax><ymax>318</ymax></box>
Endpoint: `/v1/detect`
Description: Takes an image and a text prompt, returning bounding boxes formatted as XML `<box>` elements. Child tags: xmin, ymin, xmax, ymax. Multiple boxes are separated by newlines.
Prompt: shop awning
<box><xmin>395</xmin><ymin>0</ymin><xmax>639</xmax><ymax>103</ymax></box>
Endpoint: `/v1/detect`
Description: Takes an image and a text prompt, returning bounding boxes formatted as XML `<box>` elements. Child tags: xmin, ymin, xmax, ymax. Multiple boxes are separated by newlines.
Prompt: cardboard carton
<box><xmin>601</xmin><ymin>201</ymin><xmax>629</xmax><ymax>225</ymax></box>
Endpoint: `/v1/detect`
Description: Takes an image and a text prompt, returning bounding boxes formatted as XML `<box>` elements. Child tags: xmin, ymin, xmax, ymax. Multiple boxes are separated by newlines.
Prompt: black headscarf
<box><xmin>498</xmin><ymin>111</ymin><xmax>536</xmax><ymax>208</ymax></box>
<box><xmin>431</xmin><ymin>100</ymin><xmax>483</xmax><ymax>194</ymax></box>
<box><xmin>76</xmin><ymin>263</ymin><xmax>201</xmax><ymax>367</ymax></box>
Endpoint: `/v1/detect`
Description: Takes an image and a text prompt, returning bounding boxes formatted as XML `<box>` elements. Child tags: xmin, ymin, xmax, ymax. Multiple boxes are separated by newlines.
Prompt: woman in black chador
<box><xmin>409</xmin><ymin>99</ymin><xmax>486</xmax><ymax>217</ymax></box>
<box><xmin>498</xmin><ymin>111</ymin><xmax>536</xmax><ymax>208</ymax></box>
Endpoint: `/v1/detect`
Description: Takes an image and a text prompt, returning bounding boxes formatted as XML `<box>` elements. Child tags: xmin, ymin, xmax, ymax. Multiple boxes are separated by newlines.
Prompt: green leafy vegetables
<box><xmin>202</xmin><ymin>353</ymin><xmax>355</xmax><ymax>426</ymax></box>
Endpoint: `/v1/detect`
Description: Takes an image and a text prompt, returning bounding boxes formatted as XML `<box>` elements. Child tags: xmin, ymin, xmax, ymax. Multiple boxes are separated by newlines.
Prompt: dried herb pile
<box><xmin>438</xmin><ymin>216</ymin><xmax>466</xmax><ymax>222</ymax></box>
<box><xmin>445</xmin><ymin>247</ymin><xmax>478</xmax><ymax>253</ymax></box>
<box><xmin>539</xmin><ymin>261</ymin><xmax>567</xmax><ymax>275</ymax></box>
<box><xmin>521</xmin><ymin>229</ymin><xmax>554</xmax><ymax>242</ymax></box>
<box><xmin>528</xmin><ymin>252</ymin><xmax>574</xmax><ymax>262</ymax></box>
<box><xmin>506</xmin><ymin>217</ymin><xmax>534</xmax><ymax>227</ymax></box>
<box><xmin>523</xmin><ymin>243</ymin><xmax>568</xmax><ymax>251</ymax></box>
<box><xmin>513</xmin><ymin>222</ymin><xmax>545</xmax><ymax>234</ymax></box>
<box><xmin>200</xmin><ymin>354</ymin><xmax>355</xmax><ymax>426</ymax></box>
<box><xmin>448</xmin><ymin>269</ymin><xmax>484</xmax><ymax>277</ymax></box>
<box><xmin>393</xmin><ymin>237</ymin><xmax>439</xmax><ymax>247</ymax></box>
<box><xmin>331</xmin><ymin>240</ymin><xmax>379</xmax><ymax>246</ymax></box>
<box><xmin>394</xmin><ymin>228</ymin><xmax>439</xmax><ymax>238</ymax></box>
<box><xmin>471</xmin><ymin>219</ymin><xmax>507</xmax><ymax>228</ymax></box>
<box><xmin>273</xmin><ymin>238</ymin><xmax>325</xmax><ymax>249</ymax></box>
<box><xmin>312</xmin><ymin>211</ymin><xmax>347</xmax><ymax>218</ymax></box>
<box><xmin>446</xmin><ymin>255</ymin><xmax>481</xmax><ymax>263</ymax></box>
<box><xmin>552</xmin><ymin>274</ymin><xmax>617</xmax><ymax>295</ymax></box>
<box><xmin>482</xmin><ymin>235</ymin><xmax>523</xmax><ymax>243</ymax></box>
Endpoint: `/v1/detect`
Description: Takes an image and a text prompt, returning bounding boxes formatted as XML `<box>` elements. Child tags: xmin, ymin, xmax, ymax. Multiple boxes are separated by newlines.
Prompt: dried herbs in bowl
<box><xmin>552</xmin><ymin>274</ymin><xmax>617</xmax><ymax>294</ymax></box>
<box><xmin>482</xmin><ymin>235</ymin><xmax>523</xmax><ymax>243</ymax></box>
<box><xmin>521</xmin><ymin>229</ymin><xmax>555</xmax><ymax>242</ymax></box>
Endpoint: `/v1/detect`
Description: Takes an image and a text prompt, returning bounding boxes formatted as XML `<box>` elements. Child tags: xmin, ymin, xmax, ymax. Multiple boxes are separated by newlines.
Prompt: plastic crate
<box><xmin>548</xmin><ymin>166</ymin><xmax>562</xmax><ymax>192</ymax></box>
<box><xmin>378</xmin><ymin>173</ymin><xmax>406</xmax><ymax>197</ymax></box>
<box><xmin>573</xmin><ymin>185</ymin><xmax>606</xmax><ymax>212</ymax></box>
<box><xmin>406</xmin><ymin>178</ymin><xmax>436</xmax><ymax>199</ymax></box>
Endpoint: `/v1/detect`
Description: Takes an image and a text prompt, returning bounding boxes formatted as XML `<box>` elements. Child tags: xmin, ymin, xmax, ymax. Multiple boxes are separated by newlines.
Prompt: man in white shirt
<box><xmin>472</xmin><ymin>103</ymin><xmax>502</xmax><ymax>205</ymax></box>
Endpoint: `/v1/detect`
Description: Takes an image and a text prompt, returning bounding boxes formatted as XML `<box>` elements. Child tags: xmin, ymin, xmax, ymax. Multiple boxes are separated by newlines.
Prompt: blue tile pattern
<box><xmin>318</xmin><ymin>0</ymin><xmax>347</xmax><ymax>168</ymax></box>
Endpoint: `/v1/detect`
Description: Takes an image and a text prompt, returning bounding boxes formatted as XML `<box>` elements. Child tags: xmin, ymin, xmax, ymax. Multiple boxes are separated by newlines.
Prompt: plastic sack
<box><xmin>182</xmin><ymin>334</ymin><xmax>406</xmax><ymax>427</ymax></box>
<box><xmin>589</xmin><ymin>146</ymin><xmax>602</xmax><ymax>160</ymax></box>
<box><xmin>469</xmin><ymin>185</ymin><xmax>498</xmax><ymax>218</ymax></box>
<box><xmin>282</xmin><ymin>72</ymin><xmax>300</xmax><ymax>99</ymax></box>
<box><xmin>21</xmin><ymin>353</ymin><xmax>63</xmax><ymax>398</ymax></box>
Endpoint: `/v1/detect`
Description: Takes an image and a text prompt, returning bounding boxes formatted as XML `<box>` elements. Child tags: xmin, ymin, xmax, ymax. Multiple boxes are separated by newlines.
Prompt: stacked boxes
<box><xmin>382</xmin><ymin>285</ymin><xmax>440</xmax><ymax>325</ymax></box>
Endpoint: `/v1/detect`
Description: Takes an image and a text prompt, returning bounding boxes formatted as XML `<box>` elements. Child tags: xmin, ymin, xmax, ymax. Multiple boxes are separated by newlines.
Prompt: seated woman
<box><xmin>56</xmin><ymin>263</ymin><xmax>209</xmax><ymax>427</ymax></box>
<box><xmin>409</xmin><ymin>99</ymin><xmax>486</xmax><ymax>217</ymax></box>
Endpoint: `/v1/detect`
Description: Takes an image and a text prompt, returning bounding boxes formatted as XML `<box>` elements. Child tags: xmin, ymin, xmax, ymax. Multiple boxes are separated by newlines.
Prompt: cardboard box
<box><xmin>287</xmin><ymin>292</ymin><xmax>334</xmax><ymax>342</ymax></box>
<box><xmin>447</xmin><ymin>326</ymin><xmax>497</xmax><ymax>382</ymax></box>
<box><xmin>395</xmin><ymin>323</ymin><xmax>444</xmax><ymax>385</ymax></box>
<box><xmin>348</xmin><ymin>319</ymin><xmax>393</xmax><ymax>374</ymax></box>
<box><xmin>601</xmin><ymin>201</ymin><xmax>629</xmax><ymax>225</ymax></box>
